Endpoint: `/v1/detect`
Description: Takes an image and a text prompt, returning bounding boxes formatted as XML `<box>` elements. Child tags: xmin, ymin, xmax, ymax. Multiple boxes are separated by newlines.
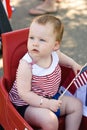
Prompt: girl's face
<box><xmin>27</xmin><ymin>22</ymin><xmax>60</xmax><ymax>61</ymax></box>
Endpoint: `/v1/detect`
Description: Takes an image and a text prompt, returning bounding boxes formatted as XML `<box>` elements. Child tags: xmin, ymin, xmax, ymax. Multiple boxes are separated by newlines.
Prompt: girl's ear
<box><xmin>53</xmin><ymin>41</ymin><xmax>60</xmax><ymax>51</ymax></box>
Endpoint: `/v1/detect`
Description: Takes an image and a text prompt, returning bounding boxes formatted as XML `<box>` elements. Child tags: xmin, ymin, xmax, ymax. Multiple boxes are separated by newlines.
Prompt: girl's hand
<box><xmin>72</xmin><ymin>62</ymin><xmax>82</xmax><ymax>75</ymax></box>
<box><xmin>48</xmin><ymin>99</ymin><xmax>62</xmax><ymax>112</ymax></box>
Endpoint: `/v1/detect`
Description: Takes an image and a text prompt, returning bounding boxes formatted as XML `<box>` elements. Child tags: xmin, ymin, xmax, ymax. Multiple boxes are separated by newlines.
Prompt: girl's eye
<box><xmin>29</xmin><ymin>36</ymin><xmax>34</xmax><ymax>40</ymax></box>
<box><xmin>40</xmin><ymin>39</ymin><xmax>46</xmax><ymax>42</ymax></box>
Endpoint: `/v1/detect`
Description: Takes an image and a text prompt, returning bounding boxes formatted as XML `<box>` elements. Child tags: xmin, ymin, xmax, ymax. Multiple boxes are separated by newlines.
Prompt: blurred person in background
<box><xmin>29</xmin><ymin>0</ymin><xmax>62</xmax><ymax>15</ymax></box>
<box><xmin>1</xmin><ymin>0</ymin><xmax>12</xmax><ymax>18</ymax></box>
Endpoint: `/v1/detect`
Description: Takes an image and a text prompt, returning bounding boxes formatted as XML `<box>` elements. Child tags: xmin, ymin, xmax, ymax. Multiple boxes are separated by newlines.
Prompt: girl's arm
<box><xmin>16</xmin><ymin>59</ymin><xmax>47</xmax><ymax>107</ymax></box>
<box><xmin>57</xmin><ymin>50</ymin><xmax>81</xmax><ymax>74</ymax></box>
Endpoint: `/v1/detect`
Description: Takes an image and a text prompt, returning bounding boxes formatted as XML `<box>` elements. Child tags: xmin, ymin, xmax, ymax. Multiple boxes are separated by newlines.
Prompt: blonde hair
<box><xmin>32</xmin><ymin>14</ymin><xmax>64</xmax><ymax>42</ymax></box>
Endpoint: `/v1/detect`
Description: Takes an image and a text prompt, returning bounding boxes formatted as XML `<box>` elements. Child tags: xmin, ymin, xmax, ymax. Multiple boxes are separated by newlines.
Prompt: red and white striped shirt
<box><xmin>9</xmin><ymin>52</ymin><xmax>61</xmax><ymax>106</ymax></box>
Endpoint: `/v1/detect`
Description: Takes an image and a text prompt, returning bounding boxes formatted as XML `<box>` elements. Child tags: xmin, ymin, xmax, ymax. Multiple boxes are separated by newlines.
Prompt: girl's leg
<box><xmin>24</xmin><ymin>106</ymin><xmax>59</xmax><ymax>130</ymax></box>
<box><xmin>60</xmin><ymin>96</ymin><xmax>83</xmax><ymax>130</ymax></box>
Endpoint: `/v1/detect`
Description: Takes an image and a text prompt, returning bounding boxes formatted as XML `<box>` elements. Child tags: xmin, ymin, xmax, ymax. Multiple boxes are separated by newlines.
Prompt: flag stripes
<box><xmin>74</xmin><ymin>71</ymin><xmax>87</xmax><ymax>88</ymax></box>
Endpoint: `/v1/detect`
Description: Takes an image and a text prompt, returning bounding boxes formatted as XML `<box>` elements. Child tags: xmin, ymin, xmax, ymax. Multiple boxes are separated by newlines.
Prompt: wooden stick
<box><xmin>59</xmin><ymin>78</ymin><xmax>75</xmax><ymax>99</ymax></box>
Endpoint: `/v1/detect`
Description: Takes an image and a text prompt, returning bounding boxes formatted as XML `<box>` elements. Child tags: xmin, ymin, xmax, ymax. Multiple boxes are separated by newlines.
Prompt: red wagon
<box><xmin>0</xmin><ymin>28</ymin><xmax>87</xmax><ymax>130</ymax></box>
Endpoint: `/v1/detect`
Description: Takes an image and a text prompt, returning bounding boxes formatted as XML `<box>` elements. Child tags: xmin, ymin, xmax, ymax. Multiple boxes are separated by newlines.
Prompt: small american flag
<box><xmin>73</xmin><ymin>64</ymin><xmax>87</xmax><ymax>88</ymax></box>
<box><xmin>73</xmin><ymin>64</ymin><xmax>87</xmax><ymax>106</ymax></box>
<box><xmin>59</xmin><ymin>63</ymin><xmax>87</xmax><ymax>99</ymax></box>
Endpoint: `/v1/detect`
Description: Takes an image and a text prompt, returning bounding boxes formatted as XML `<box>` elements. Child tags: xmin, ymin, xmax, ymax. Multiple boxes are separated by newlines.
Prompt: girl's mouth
<box><xmin>32</xmin><ymin>49</ymin><xmax>39</xmax><ymax>53</ymax></box>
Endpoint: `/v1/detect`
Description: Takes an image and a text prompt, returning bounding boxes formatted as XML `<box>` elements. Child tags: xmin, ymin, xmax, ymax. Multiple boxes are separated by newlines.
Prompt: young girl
<box><xmin>9</xmin><ymin>15</ymin><xmax>82</xmax><ymax>130</ymax></box>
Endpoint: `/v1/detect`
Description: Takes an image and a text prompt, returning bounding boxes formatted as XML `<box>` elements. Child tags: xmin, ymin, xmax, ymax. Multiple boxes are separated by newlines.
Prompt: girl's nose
<box><xmin>33</xmin><ymin>40</ymin><xmax>39</xmax><ymax>46</ymax></box>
